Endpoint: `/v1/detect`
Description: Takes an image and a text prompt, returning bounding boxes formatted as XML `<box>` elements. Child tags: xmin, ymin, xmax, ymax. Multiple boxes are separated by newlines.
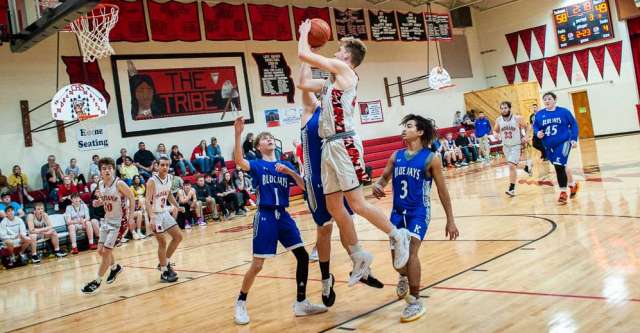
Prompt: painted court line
<box><xmin>432</xmin><ymin>286</ymin><xmax>640</xmax><ymax>303</ymax></box>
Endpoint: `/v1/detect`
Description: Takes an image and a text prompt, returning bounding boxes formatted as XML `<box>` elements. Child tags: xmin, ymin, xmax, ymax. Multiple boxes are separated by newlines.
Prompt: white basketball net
<box><xmin>69</xmin><ymin>5</ymin><xmax>119</xmax><ymax>62</ymax></box>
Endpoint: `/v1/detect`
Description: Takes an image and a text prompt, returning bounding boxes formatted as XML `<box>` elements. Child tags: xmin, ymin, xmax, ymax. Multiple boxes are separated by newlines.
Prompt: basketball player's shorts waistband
<box><xmin>322</xmin><ymin>131</ymin><xmax>356</xmax><ymax>144</ymax></box>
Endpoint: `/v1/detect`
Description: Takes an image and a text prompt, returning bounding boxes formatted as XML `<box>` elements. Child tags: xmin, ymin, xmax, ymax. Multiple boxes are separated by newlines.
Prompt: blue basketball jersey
<box><xmin>392</xmin><ymin>148</ymin><xmax>434</xmax><ymax>211</ymax></box>
<box><xmin>301</xmin><ymin>106</ymin><xmax>323</xmax><ymax>184</ymax></box>
<box><xmin>532</xmin><ymin>107</ymin><xmax>579</xmax><ymax>148</ymax></box>
<box><xmin>249</xmin><ymin>159</ymin><xmax>296</xmax><ymax>208</ymax></box>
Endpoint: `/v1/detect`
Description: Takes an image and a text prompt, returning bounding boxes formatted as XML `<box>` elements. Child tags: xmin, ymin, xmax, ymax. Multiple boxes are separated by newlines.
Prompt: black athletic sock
<box><xmin>292</xmin><ymin>247</ymin><xmax>309</xmax><ymax>302</ymax></box>
<box><xmin>524</xmin><ymin>165</ymin><xmax>530</xmax><ymax>173</ymax></box>
<box><xmin>238</xmin><ymin>291</ymin><xmax>247</xmax><ymax>301</ymax></box>
<box><xmin>509</xmin><ymin>183</ymin><xmax>515</xmax><ymax>191</ymax></box>
<box><xmin>319</xmin><ymin>260</ymin><xmax>330</xmax><ymax>280</ymax></box>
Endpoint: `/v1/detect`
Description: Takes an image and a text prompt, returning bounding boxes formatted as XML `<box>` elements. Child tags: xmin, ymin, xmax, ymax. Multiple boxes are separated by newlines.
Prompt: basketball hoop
<box><xmin>51</xmin><ymin>84</ymin><xmax>108</xmax><ymax>121</ymax></box>
<box><xmin>68</xmin><ymin>4</ymin><xmax>119</xmax><ymax>63</ymax></box>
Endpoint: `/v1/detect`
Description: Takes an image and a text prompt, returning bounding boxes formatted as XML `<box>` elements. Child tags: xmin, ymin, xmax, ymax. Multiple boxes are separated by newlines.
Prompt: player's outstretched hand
<box><xmin>234</xmin><ymin>116</ymin><xmax>244</xmax><ymax>135</ymax></box>
<box><xmin>372</xmin><ymin>183</ymin><xmax>386</xmax><ymax>199</ymax></box>
<box><xmin>445</xmin><ymin>221</ymin><xmax>459</xmax><ymax>240</ymax></box>
<box><xmin>275</xmin><ymin>163</ymin><xmax>293</xmax><ymax>175</ymax></box>
<box><xmin>537</xmin><ymin>130</ymin><xmax>544</xmax><ymax>139</ymax></box>
<box><xmin>299</xmin><ymin>19</ymin><xmax>311</xmax><ymax>37</ymax></box>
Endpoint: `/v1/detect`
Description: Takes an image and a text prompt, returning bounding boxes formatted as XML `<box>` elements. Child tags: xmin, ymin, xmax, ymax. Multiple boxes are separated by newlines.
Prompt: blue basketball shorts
<box><xmin>390</xmin><ymin>207</ymin><xmax>430</xmax><ymax>240</ymax></box>
<box><xmin>252</xmin><ymin>208</ymin><xmax>304</xmax><ymax>258</ymax></box>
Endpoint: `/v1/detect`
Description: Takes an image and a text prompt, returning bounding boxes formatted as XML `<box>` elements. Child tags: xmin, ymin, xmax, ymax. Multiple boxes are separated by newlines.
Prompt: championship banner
<box><xmin>397</xmin><ymin>12</ymin><xmax>427</xmax><ymax>41</ymax></box>
<box><xmin>201</xmin><ymin>2</ymin><xmax>249</xmax><ymax>41</ymax></box>
<box><xmin>292</xmin><ymin>6</ymin><xmax>332</xmax><ymax>40</ymax></box>
<box><xmin>333</xmin><ymin>8</ymin><xmax>368</xmax><ymax>40</ymax></box>
<box><xmin>63</xmin><ymin>56</ymin><xmax>111</xmax><ymax>104</ymax></box>
<box><xmin>247</xmin><ymin>4</ymin><xmax>292</xmax><ymax>41</ymax></box>
<box><xmin>424</xmin><ymin>13</ymin><xmax>452</xmax><ymax>40</ymax></box>
<box><xmin>148</xmin><ymin>0</ymin><xmax>201</xmax><ymax>42</ymax></box>
<box><xmin>102</xmin><ymin>0</ymin><xmax>148</xmax><ymax>42</ymax></box>
<box><xmin>369</xmin><ymin>10</ymin><xmax>399</xmax><ymax>41</ymax></box>
<box><xmin>252</xmin><ymin>53</ymin><xmax>295</xmax><ymax>103</ymax></box>
<box><xmin>77</xmin><ymin>127</ymin><xmax>109</xmax><ymax>151</ymax></box>
<box><xmin>359</xmin><ymin>100</ymin><xmax>384</xmax><ymax>124</ymax></box>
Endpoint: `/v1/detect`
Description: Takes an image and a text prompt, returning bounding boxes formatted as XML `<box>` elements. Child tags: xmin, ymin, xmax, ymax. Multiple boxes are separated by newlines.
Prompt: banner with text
<box><xmin>359</xmin><ymin>100</ymin><xmax>384</xmax><ymax>124</ymax></box>
<box><xmin>77</xmin><ymin>127</ymin><xmax>108</xmax><ymax>151</ymax></box>
<box><xmin>252</xmin><ymin>53</ymin><xmax>295</xmax><ymax>103</ymax></box>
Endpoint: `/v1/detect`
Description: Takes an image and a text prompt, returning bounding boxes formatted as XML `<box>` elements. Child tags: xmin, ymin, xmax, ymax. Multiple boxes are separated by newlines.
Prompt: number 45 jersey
<box><xmin>533</xmin><ymin>107</ymin><xmax>579</xmax><ymax>148</ymax></box>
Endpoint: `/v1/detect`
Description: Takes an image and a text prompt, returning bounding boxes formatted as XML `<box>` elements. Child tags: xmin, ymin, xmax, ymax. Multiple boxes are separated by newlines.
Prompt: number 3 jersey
<box><xmin>99</xmin><ymin>177</ymin><xmax>128</xmax><ymax>225</ymax></box>
<box><xmin>149</xmin><ymin>174</ymin><xmax>173</xmax><ymax>213</ymax></box>
<box><xmin>249</xmin><ymin>159</ymin><xmax>296</xmax><ymax>209</ymax></box>
<box><xmin>533</xmin><ymin>106</ymin><xmax>579</xmax><ymax>148</ymax></box>
<box><xmin>392</xmin><ymin>148</ymin><xmax>434</xmax><ymax>211</ymax></box>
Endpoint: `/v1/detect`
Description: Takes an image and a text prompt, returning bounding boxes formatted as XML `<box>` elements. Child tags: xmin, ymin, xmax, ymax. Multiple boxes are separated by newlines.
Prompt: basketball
<box><xmin>308</xmin><ymin>18</ymin><xmax>331</xmax><ymax>48</ymax></box>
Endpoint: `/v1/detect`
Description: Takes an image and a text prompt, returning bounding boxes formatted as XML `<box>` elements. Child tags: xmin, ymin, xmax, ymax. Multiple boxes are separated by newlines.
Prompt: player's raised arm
<box><xmin>373</xmin><ymin>151</ymin><xmax>397</xmax><ymax>199</ymax></box>
<box><xmin>234</xmin><ymin>116</ymin><xmax>250</xmax><ymax>171</ymax></box>
<box><xmin>298</xmin><ymin>62</ymin><xmax>324</xmax><ymax>94</ymax></box>
<box><xmin>297</xmin><ymin>20</ymin><xmax>350</xmax><ymax>75</ymax></box>
<box><xmin>429</xmin><ymin>155</ymin><xmax>459</xmax><ymax>240</ymax></box>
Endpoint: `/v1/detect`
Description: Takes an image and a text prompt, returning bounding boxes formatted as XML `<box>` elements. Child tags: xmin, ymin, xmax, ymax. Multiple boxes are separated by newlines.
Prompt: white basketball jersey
<box><xmin>99</xmin><ymin>177</ymin><xmax>126</xmax><ymax>221</ymax></box>
<box><xmin>497</xmin><ymin>115</ymin><xmax>521</xmax><ymax>146</ymax></box>
<box><xmin>150</xmin><ymin>174</ymin><xmax>172</xmax><ymax>213</ymax></box>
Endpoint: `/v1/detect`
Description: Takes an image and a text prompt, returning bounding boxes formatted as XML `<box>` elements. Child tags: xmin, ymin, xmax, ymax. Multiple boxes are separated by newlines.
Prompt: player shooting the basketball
<box><xmin>373</xmin><ymin>114</ymin><xmax>459</xmax><ymax>322</ymax></box>
<box><xmin>297</xmin><ymin>19</ymin><xmax>412</xmax><ymax>279</ymax></box>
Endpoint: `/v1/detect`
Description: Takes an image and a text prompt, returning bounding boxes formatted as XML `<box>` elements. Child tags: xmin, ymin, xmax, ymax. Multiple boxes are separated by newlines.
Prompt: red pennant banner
<box><xmin>248</xmin><ymin>4</ymin><xmax>293</xmax><ymax>41</ymax></box>
<box><xmin>148</xmin><ymin>0</ymin><xmax>200</xmax><ymax>42</ymax></box>
<box><xmin>590</xmin><ymin>45</ymin><xmax>606</xmax><ymax>78</ymax></box>
<box><xmin>606</xmin><ymin>40</ymin><xmax>623</xmax><ymax>75</ymax></box>
<box><xmin>292</xmin><ymin>6</ymin><xmax>333</xmax><ymax>41</ymax></box>
<box><xmin>517</xmin><ymin>62</ymin><xmax>530</xmax><ymax>82</ymax></box>
<box><xmin>559</xmin><ymin>52</ymin><xmax>574</xmax><ymax>84</ymax></box>
<box><xmin>532</xmin><ymin>25</ymin><xmax>547</xmax><ymax>56</ymax></box>
<box><xmin>574</xmin><ymin>48</ymin><xmax>590</xmax><ymax>81</ymax></box>
<box><xmin>518</xmin><ymin>28</ymin><xmax>533</xmax><ymax>59</ymax></box>
<box><xmin>531</xmin><ymin>59</ymin><xmax>544</xmax><ymax>86</ymax></box>
<box><xmin>505</xmin><ymin>32</ymin><xmax>519</xmax><ymax>61</ymax></box>
<box><xmin>201</xmin><ymin>2</ymin><xmax>250</xmax><ymax>41</ymax></box>
<box><xmin>545</xmin><ymin>56</ymin><xmax>559</xmax><ymax>86</ymax></box>
<box><xmin>503</xmin><ymin>64</ymin><xmax>516</xmax><ymax>84</ymax></box>
<box><xmin>102</xmin><ymin>0</ymin><xmax>148</xmax><ymax>42</ymax></box>
<box><xmin>62</xmin><ymin>56</ymin><xmax>111</xmax><ymax>105</ymax></box>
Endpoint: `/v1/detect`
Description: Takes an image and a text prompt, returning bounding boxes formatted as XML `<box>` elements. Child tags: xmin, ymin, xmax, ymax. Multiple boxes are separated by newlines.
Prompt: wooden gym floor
<box><xmin>1</xmin><ymin>134</ymin><xmax>640</xmax><ymax>332</ymax></box>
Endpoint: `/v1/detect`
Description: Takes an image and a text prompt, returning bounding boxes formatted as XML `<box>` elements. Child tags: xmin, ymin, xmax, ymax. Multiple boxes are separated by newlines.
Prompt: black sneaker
<box><xmin>160</xmin><ymin>267</ymin><xmax>178</xmax><ymax>283</ymax></box>
<box><xmin>106</xmin><ymin>264</ymin><xmax>123</xmax><ymax>284</ymax></box>
<box><xmin>360</xmin><ymin>274</ymin><xmax>384</xmax><ymax>289</ymax></box>
<box><xmin>31</xmin><ymin>254</ymin><xmax>41</xmax><ymax>264</ymax></box>
<box><xmin>322</xmin><ymin>274</ymin><xmax>336</xmax><ymax>307</ymax></box>
<box><xmin>55</xmin><ymin>250</ymin><xmax>68</xmax><ymax>258</ymax></box>
<box><xmin>81</xmin><ymin>280</ymin><xmax>101</xmax><ymax>294</ymax></box>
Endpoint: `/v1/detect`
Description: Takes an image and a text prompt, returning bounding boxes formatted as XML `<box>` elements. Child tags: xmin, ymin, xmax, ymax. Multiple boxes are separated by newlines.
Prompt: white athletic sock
<box><xmin>569</xmin><ymin>181</ymin><xmax>576</xmax><ymax>187</ymax></box>
<box><xmin>560</xmin><ymin>187</ymin><xmax>568</xmax><ymax>192</ymax></box>
<box><xmin>160</xmin><ymin>265</ymin><xmax>167</xmax><ymax>272</ymax></box>
<box><xmin>95</xmin><ymin>275</ymin><xmax>102</xmax><ymax>283</ymax></box>
<box><xmin>388</xmin><ymin>226</ymin><xmax>399</xmax><ymax>238</ymax></box>
<box><xmin>348</xmin><ymin>244</ymin><xmax>362</xmax><ymax>255</ymax></box>
<box><xmin>111</xmin><ymin>264</ymin><xmax>118</xmax><ymax>270</ymax></box>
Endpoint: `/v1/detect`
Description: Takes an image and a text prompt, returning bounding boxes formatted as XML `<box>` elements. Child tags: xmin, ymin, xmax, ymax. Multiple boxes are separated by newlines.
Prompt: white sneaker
<box><xmin>234</xmin><ymin>300</ymin><xmax>250</xmax><ymax>325</ymax></box>
<box><xmin>293</xmin><ymin>299</ymin><xmax>328</xmax><ymax>317</ymax></box>
<box><xmin>391</xmin><ymin>228</ymin><xmax>411</xmax><ymax>269</ymax></box>
<box><xmin>505</xmin><ymin>189</ymin><xmax>516</xmax><ymax>197</ymax></box>
<box><xmin>400</xmin><ymin>295</ymin><xmax>425</xmax><ymax>323</ymax></box>
<box><xmin>132</xmin><ymin>231</ymin><xmax>140</xmax><ymax>240</ymax></box>
<box><xmin>309</xmin><ymin>246</ymin><xmax>319</xmax><ymax>262</ymax></box>
<box><xmin>348</xmin><ymin>250</ymin><xmax>373</xmax><ymax>287</ymax></box>
<box><xmin>396</xmin><ymin>275</ymin><xmax>409</xmax><ymax>299</ymax></box>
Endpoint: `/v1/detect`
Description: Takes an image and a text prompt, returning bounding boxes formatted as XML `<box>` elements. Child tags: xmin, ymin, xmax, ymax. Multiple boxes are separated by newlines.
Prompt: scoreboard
<box><xmin>553</xmin><ymin>0</ymin><xmax>613</xmax><ymax>49</ymax></box>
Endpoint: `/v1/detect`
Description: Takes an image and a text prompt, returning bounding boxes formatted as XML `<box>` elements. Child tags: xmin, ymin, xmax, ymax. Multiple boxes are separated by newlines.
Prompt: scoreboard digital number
<box><xmin>553</xmin><ymin>0</ymin><xmax>613</xmax><ymax>49</ymax></box>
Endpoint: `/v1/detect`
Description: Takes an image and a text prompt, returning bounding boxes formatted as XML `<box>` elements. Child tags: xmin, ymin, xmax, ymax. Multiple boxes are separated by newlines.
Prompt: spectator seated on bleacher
<box><xmin>65</xmin><ymin>158</ymin><xmax>87</xmax><ymax>187</ymax></box>
<box><xmin>243</xmin><ymin>133</ymin><xmax>258</xmax><ymax>160</ymax></box>
<box><xmin>177</xmin><ymin>181</ymin><xmax>198</xmax><ymax>229</ymax></box>
<box><xmin>170</xmin><ymin>145</ymin><xmax>196</xmax><ymax>176</ymax></box>
<box><xmin>444</xmin><ymin>133</ymin><xmax>466</xmax><ymax>167</ymax></box>
<box><xmin>133</xmin><ymin>142</ymin><xmax>156</xmax><ymax>180</ymax></box>
<box><xmin>89</xmin><ymin>188</ymin><xmax>105</xmax><ymax>232</ymax></box>
<box><xmin>208</xmin><ymin>137</ymin><xmax>226</xmax><ymax>170</ymax></box>
<box><xmin>120</xmin><ymin>157</ymin><xmax>140</xmax><ymax>185</ymax></box>
<box><xmin>88</xmin><ymin>154</ymin><xmax>100</xmax><ymax>179</ymax></box>
<box><xmin>129</xmin><ymin>175</ymin><xmax>149</xmax><ymax>240</ymax></box>
<box><xmin>27</xmin><ymin>202</ymin><xmax>67</xmax><ymax>258</ymax></box>
<box><xmin>8</xmin><ymin>165</ymin><xmax>35</xmax><ymax>202</ymax></box>
<box><xmin>41</xmin><ymin>155</ymin><xmax>64</xmax><ymax>195</ymax></box>
<box><xmin>0</xmin><ymin>206</ymin><xmax>37</xmax><ymax>267</ymax></box>
<box><xmin>58</xmin><ymin>175</ymin><xmax>79</xmax><ymax>212</ymax></box>
<box><xmin>455</xmin><ymin>128</ymin><xmax>478</xmax><ymax>163</ymax></box>
<box><xmin>0</xmin><ymin>192</ymin><xmax>26</xmax><ymax>219</ymax></box>
<box><xmin>191</xmin><ymin>140</ymin><xmax>213</xmax><ymax>174</ymax></box>
<box><xmin>65</xmin><ymin>193</ymin><xmax>98</xmax><ymax>254</ymax></box>
<box><xmin>193</xmin><ymin>175</ymin><xmax>216</xmax><ymax>225</ymax></box>
<box><xmin>234</xmin><ymin>170</ymin><xmax>256</xmax><ymax>209</ymax></box>
<box><xmin>217</xmin><ymin>172</ymin><xmax>245</xmax><ymax>218</ymax></box>
<box><xmin>0</xmin><ymin>168</ymin><xmax>9</xmax><ymax>194</ymax></box>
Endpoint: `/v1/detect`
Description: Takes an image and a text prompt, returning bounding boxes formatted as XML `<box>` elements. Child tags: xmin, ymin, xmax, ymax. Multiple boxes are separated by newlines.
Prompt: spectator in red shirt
<box><xmin>57</xmin><ymin>175</ymin><xmax>79</xmax><ymax>212</ymax></box>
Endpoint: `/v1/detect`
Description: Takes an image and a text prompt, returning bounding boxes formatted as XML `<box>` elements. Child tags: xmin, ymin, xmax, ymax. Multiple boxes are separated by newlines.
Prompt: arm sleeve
<box><xmin>566</xmin><ymin>109</ymin><xmax>579</xmax><ymax>142</ymax></box>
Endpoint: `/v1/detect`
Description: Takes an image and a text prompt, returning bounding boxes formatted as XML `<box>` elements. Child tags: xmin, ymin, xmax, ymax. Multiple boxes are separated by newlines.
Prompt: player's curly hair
<box><xmin>400</xmin><ymin>114</ymin><xmax>436</xmax><ymax>148</ymax></box>
<box><xmin>340</xmin><ymin>37</ymin><xmax>367</xmax><ymax>68</ymax></box>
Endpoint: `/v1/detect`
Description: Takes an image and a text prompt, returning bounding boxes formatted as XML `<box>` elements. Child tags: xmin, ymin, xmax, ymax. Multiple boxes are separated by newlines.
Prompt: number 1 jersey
<box><xmin>249</xmin><ymin>159</ymin><xmax>296</xmax><ymax>208</ymax></box>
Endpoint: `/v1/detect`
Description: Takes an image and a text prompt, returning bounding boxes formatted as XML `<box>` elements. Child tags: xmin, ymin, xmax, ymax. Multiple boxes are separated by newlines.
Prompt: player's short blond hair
<box><xmin>340</xmin><ymin>37</ymin><xmax>367</xmax><ymax>68</ymax></box>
